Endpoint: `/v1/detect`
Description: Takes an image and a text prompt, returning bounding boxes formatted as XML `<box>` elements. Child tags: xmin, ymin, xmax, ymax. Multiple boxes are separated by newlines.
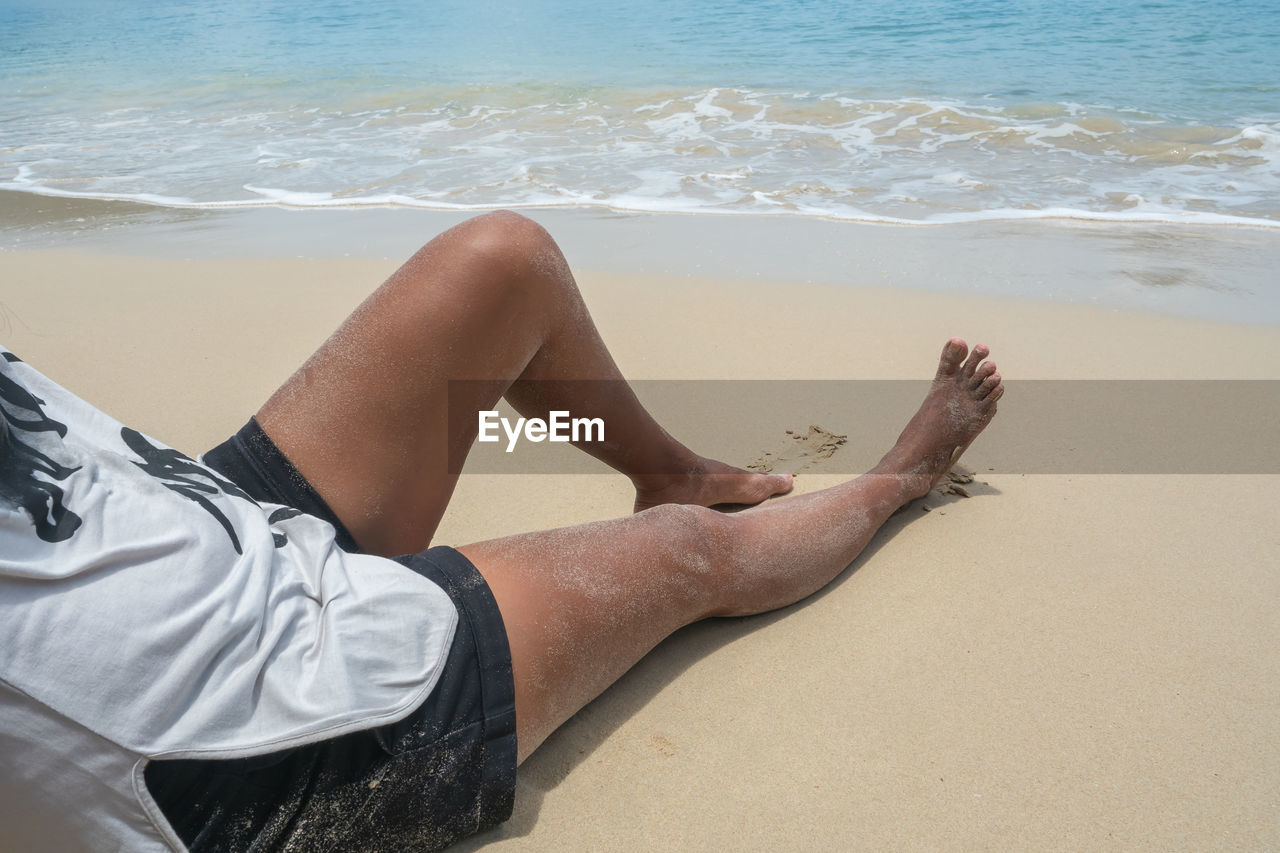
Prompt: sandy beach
<box><xmin>2</xmin><ymin>201</ymin><xmax>1278</xmax><ymax>849</ymax></box>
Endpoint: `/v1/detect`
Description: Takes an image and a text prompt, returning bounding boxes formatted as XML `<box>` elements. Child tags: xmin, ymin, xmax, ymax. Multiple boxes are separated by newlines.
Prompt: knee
<box><xmin>636</xmin><ymin>503</ymin><xmax>733</xmax><ymax>579</ymax></box>
<box><xmin>447</xmin><ymin>210</ymin><xmax>566</xmax><ymax>286</ymax></box>
<box><xmin>460</xmin><ymin>209</ymin><xmax>549</xmax><ymax>248</ymax></box>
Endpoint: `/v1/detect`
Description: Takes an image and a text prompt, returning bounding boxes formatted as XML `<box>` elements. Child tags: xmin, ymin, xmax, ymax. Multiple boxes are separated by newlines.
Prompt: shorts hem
<box><xmin>202</xmin><ymin>417</ymin><xmax>361</xmax><ymax>552</ymax></box>
<box><xmin>395</xmin><ymin>545</ymin><xmax>518</xmax><ymax>830</ymax></box>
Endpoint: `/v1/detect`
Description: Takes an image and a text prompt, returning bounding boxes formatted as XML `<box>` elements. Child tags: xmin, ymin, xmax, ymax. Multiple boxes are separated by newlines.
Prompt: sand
<box><xmin>2</xmin><ymin>203</ymin><xmax>1278</xmax><ymax>849</ymax></box>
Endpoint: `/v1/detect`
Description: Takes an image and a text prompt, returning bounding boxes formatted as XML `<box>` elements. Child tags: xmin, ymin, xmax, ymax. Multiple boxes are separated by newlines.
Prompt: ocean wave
<box><xmin>3</xmin><ymin>87</ymin><xmax>1278</xmax><ymax>227</ymax></box>
<box><xmin>6</xmin><ymin>182</ymin><xmax>1278</xmax><ymax>231</ymax></box>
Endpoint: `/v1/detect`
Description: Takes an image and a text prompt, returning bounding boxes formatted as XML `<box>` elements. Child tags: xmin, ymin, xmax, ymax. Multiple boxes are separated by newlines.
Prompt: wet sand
<box><xmin>2</xmin><ymin>201</ymin><xmax>1278</xmax><ymax>849</ymax></box>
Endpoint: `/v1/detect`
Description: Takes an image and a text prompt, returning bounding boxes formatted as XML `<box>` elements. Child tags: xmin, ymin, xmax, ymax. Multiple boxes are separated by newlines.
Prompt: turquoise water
<box><xmin>3</xmin><ymin>0</ymin><xmax>1278</xmax><ymax>223</ymax></box>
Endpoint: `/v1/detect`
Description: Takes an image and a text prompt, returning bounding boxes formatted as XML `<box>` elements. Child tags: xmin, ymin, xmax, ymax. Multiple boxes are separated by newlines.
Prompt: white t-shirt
<box><xmin>0</xmin><ymin>348</ymin><xmax>459</xmax><ymax>851</ymax></box>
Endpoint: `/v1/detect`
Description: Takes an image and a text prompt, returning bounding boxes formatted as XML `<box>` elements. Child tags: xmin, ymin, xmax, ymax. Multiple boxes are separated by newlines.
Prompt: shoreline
<box><xmin>9</xmin><ymin>186</ymin><xmax>1280</xmax><ymax>230</ymax></box>
<box><xmin>4</xmin><ymin>189</ymin><xmax>1280</xmax><ymax>325</ymax></box>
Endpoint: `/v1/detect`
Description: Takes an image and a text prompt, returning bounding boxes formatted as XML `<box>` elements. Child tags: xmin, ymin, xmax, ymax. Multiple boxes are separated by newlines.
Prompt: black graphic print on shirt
<box><xmin>0</xmin><ymin>369</ymin><xmax>83</xmax><ymax>543</ymax></box>
<box><xmin>120</xmin><ymin>429</ymin><xmax>299</xmax><ymax>554</ymax></box>
<box><xmin>120</xmin><ymin>428</ymin><xmax>260</xmax><ymax>555</ymax></box>
<box><xmin>1</xmin><ymin>352</ymin><xmax>298</xmax><ymax>553</ymax></box>
<box><xmin>267</xmin><ymin>506</ymin><xmax>303</xmax><ymax>548</ymax></box>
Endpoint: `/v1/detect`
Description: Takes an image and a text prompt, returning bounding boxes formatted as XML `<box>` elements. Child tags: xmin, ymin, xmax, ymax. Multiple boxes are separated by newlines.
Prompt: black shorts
<box><xmin>144</xmin><ymin>419</ymin><xmax>517</xmax><ymax>852</ymax></box>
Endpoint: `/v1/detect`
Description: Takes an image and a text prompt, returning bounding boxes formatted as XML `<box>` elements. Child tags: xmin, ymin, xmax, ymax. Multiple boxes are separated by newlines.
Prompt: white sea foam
<box><xmin>3</xmin><ymin>87</ymin><xmax>1278</xmax><ymax>227</ymax></box>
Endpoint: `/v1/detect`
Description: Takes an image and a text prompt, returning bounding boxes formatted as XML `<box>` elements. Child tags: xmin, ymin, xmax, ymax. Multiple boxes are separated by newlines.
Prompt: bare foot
<box><xmin>877</xmin><ymin>338</ymin><xmax>1003</xmax><ymax>499</ymax></box>
<box><xmin>633</xmin><ymin>458</ymin><xmax>793</xmax><ymax>512</ymax></box>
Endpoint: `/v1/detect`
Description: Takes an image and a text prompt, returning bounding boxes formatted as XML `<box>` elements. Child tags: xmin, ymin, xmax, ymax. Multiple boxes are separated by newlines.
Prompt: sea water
<box><xmin>2</xmin><ymin>0</ymin><xmax>1278</xmax><ymax>225</ymax></box>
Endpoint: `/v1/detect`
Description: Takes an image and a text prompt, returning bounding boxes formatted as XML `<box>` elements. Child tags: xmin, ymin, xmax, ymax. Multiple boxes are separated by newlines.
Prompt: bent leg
<box><xmin>462</xmin><ymin>339</ymin><xmax>1003</xmax><ymax>762</ymax></box>
<box><xmin>256</xmin><ymin>212</ymin><xmax>788</xmax><ymax>557</ymax></box>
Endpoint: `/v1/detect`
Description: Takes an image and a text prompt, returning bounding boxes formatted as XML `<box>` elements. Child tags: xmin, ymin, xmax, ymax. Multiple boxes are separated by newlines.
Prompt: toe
<box><xmin>752</xmin><ymin>472</ymin><xmax>793</xmax><ymax>501</ymax></box>
<box><xmin>970</xmin><ymin>361</ymin><xmax>997</xmax><ymax>389</ymax></box>
<box><xmin>937</xmin><ymin>338</ymin><xmax>968</xmax><ymax>376</ymax></box>
<box><xmin>961</xmin><ymin>344</ymin><xmax>990</xmax><ymax>378</ymax></box>
<box><xmin>711</xmin><ymin>472</ymin><xmax>792</xmax><ymax>507</ymax></box>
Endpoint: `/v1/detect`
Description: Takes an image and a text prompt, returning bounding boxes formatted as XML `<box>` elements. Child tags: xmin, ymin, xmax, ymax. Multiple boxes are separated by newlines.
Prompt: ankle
<box><xmin>873</xmin><ymin>446</ymin><xmax>945</xmax><ymax>502</ymax></box>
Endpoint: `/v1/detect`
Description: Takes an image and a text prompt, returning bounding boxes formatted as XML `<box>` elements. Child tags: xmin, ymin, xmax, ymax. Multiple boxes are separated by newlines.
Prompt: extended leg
<box><xmin>461</xmin><ymin>339</ymin><xmax>1003</xmax><ymax>762</ymax></box>
<box><xmin>256</xmin><ymin>212</ymin><xmax>789</xmax><ymax>557</ymax></box>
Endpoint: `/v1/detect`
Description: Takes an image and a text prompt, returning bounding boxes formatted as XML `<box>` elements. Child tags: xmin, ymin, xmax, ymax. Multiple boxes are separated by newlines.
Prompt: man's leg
<box><xmin>461</xmin><ymin>339</ymin><xmax>1003</xmax><ymax>762</ymax></box>
<box><xmin>256</xmin><ymin>211</ymin><xmax>790</xmax><ymax>557</ymax></box>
